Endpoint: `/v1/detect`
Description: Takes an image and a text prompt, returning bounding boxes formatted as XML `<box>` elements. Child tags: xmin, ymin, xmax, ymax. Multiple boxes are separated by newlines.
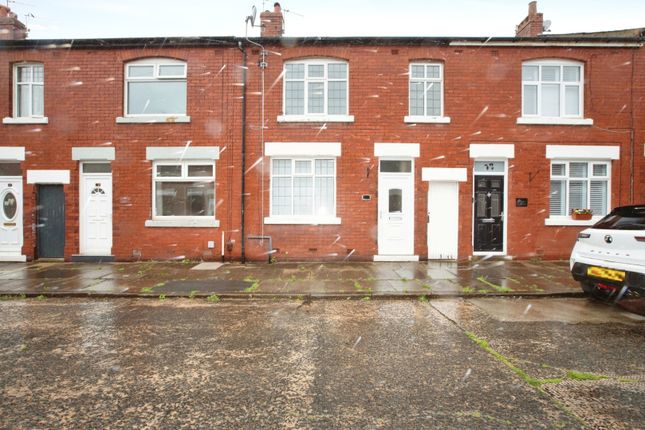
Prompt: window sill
<box><xmin>264</xmin><ymin>216</ymin><xmax>341</xmax><ymax>225</ymax></box>
<box><xmin>517</xmin><ymin>117</ymin><xmax>593</xmax><ymax>126</ymax></box>
<box><xmin>404</xmin><ymin>115</ymin><xmax>451</xmax><ymax>124</ymax></box>
<box><xmin>116</xmin><ymin>115</ymin><xmax>191</xmax><ymax>124</ymax></box>
<box><xmin>544</xmin><ymin>216</ymin><xmax>602</xmax><ymax>226</ymax></box>
<box><xmin>145</xmin><ymin>218</ymin><xmax>220</xmax><ymax>228</ymax></box>
<box><xmin>277</xmin><ymin>115</ymin><xmax>354</xmax><ymax>123</ymax></box>
<box><xmin>3</xmin><ymin>117</ymin><xmax>48</xmax><ymax>125</ymax></box>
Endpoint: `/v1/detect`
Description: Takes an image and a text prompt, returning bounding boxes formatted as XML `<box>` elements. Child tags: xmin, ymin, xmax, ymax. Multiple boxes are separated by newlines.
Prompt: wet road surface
<box><xmin>0</xmin><ymin>297</ymin><xmax>643</xmax><ymax>429</ymax></box>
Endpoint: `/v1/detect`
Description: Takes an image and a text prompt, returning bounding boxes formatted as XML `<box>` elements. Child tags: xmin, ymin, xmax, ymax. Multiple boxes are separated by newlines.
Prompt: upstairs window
<box><xmin>125</xmin><ymin>58</ymin><xmax>187</xmax><ymax>116</ymax></box>
<box><xmin>281</xmin><ymin>59</ymin><xmax>351</xmax><ymax>122</ymax></box>
<box><xmin>521</xmin><ymin>60</ymin><xmax>583</xmax><ymax>119</ymax></box>
<box><xmin>409</xmin><ymin>63</ymin><xmax>444</xmax><ymax>117</ymax></box>
<box><xmin>14</xmin><ymin>63</ymin><xmax>44</xmax><ymax>118</ymax></box>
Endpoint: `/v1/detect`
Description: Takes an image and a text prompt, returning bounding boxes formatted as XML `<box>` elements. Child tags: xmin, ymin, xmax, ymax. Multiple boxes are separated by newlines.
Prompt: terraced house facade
<box><xmin>0</xmin><ymin>3</ymin><xmax>643</xmax><ymax>262</ymax></box>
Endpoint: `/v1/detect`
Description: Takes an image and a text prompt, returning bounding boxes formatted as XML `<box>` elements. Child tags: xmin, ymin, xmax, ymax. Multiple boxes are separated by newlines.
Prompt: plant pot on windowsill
<box><xmin>571</xmin><ymin>211</ymin><xmax>593</xmax><ymax>221</ymax></box>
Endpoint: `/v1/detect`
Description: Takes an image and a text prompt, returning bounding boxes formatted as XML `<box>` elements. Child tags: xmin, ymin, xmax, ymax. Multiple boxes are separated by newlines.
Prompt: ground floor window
<box><xmin>270</xmin><ymin>158</ymin><xmax>336</xmax><ymax>217</ymax></box>
<box><xmin>550</xmin><ymin>160</ymin><xmax>610</xmax><ymax>217</ymax></box>
<box><xmin>153</xmin><ymin>161</ymin><xmax>214</xmax><ymax>217</ymax></box>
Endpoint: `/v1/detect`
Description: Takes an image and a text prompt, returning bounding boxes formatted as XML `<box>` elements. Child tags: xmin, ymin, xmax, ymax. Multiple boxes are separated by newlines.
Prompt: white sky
<box><xmin>7</xmin><ymin>0</ymin><xmax>645</xmax><ymax>40</ymax></box>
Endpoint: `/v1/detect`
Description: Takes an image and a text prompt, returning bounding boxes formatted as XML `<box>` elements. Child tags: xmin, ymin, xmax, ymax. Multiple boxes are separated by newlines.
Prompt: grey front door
<box><xmin>37</xmin><ymin>185</ymin><xmax>65</xmax><ymax>258</ymax></box>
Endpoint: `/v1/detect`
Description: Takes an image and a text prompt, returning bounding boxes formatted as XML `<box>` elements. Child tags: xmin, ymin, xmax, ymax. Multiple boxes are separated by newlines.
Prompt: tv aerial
<box><xmin>245</xmin><ymin>5</ymin><xmax>259</xmax><ymax>28</ymax></box>
<box><xmin>543</xmin><ymin>20</ymin><xmax>552</xmax><ymax>32</ymax></box>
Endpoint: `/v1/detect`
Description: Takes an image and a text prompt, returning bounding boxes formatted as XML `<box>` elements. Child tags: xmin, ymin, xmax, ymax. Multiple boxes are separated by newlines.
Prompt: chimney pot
<box><xmin>260</xmin><ymin>2</ymin><xmax>284</xmax><ymax>37</ymax></box>
<box><xmin>528</xmin><ymin>1</ymin><xmax>537</xmax><ymax>15</ymax></box>
<box><xmin>515</xmin><ymin>1</ymin><xmax>544</xmax><ymax>37</ymax></box>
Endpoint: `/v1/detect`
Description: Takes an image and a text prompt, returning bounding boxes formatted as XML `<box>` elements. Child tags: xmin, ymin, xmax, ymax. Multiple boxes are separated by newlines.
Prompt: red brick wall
<box><xmin>0</xmin><ymin>45</ymin><xmax>245</xmax><ymax>261</ymax></box>
<box><xmin>2</xmin><ymin>40</ymin><xmax>641</xmax><ymax>262</ymax></box>
<box><xmin>634</xmin><ymin>48</ymin><xmax>645</xmax><ymax>205</ymax></box>
<box><xmin>242</xmin><ymin>43</ymin><xmax>640</xmax><ymax>261</ymax></box>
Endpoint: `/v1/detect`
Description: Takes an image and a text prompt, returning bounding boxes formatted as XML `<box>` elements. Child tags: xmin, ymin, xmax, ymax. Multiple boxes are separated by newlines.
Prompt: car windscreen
<box><xmin>592</xmin><ymin>206</ymin><xmax>645</xmax><ymax>230</ymax></box>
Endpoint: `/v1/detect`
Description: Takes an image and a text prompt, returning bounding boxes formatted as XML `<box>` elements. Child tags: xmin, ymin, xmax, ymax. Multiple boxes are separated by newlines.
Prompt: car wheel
<box><xmin>580</xmin><ymin>281</ymin><xmax>595</xmax><ymax>296</ymax></box>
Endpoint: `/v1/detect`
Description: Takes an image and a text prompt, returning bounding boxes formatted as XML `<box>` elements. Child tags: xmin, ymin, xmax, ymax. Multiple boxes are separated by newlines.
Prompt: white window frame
<box><xmin>117</xmin><ymin>58</ymin><xmax>190</xmax><ymax>124</ymax></box>
<box><xmin>146</xmin><ymin>160</ymin><xmax>218</xmax><ymax>228</ymax></box>
<box><xmin>404</xmin><ymin>62</ymin><xmax>451</xmax><ymax>124</ymax></box>
<box><xmin>3</xmin><ymin>63</ymin><xmax>48</xmax><ymax>125</ymax></box>
<box><xmin>278</xmin><ymin>58</ymin><xmax>354</xmax><ymax>123</ymax></box>
<box><xmin>265</xmin><ymin>157</ymin><xmax>341</xmax><ymax>225</ymax></box>
<box><xmin>546</xmin><ymin>160</ymin><xmax>611</xmax><ymax>226</ymax></box>
<box><xmin>518</xmin><ymin>59</ymin><xmax>593</xmax><ymax>126</ymax></box>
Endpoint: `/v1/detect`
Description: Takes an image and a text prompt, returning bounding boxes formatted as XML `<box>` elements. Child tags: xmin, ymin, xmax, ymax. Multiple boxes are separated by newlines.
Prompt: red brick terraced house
<box><xmin>0</xmin><ymin>3</ymin><xmax>643</xmax><ymax>262</ymax></box>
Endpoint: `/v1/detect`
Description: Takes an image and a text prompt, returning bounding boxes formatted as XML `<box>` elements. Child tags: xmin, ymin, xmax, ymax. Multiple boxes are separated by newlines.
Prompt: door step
<box><xmin>0</xmin><ymin>254</ymin><xmax>27</xmax><ymax>262</ymax></box>
<box><xmin>71</xmin><ymin>255</ymin><xmax>116</xmax><ymax>263</ymax></box>
<box><xmin>373</xmin><ymin>255</ymin><xmax>419</xmax><ymax>262</ymax></box>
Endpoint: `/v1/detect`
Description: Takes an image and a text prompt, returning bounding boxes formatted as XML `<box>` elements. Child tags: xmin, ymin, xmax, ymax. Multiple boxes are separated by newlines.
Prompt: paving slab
<box><xmin>190</xmin><ymin>262</ymin><xmax>225</xmax><ymax>271</ymax></box>
<box><xmin>0</xmin><ymin>260</ymin><xmax>585</xmax><ymax>299</ymax></box>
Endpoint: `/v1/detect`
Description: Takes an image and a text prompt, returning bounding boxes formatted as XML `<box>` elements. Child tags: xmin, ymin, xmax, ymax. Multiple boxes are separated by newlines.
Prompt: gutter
<box><xmin>237</xmin><ymin>41</ymin><xmax>247</xmax><ymax>263</ymax></box>
<box><xmin>449</xmin><ymin>41</ymin><xmax>642</xmax><ymax>48</ymax></box>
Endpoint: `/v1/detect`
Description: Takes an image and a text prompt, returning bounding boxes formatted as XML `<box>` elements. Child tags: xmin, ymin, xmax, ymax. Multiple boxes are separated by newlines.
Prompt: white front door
<box><xmin>0</xmin><ymin>179</ymin><xmax>23</xmax><ymax>259</ymax></box>
<box><xmin>80</xmin><ymin>166</ymin><xmax>112</xmax><ymax>255</ymax></box>
<box><xmin>378</xmin><ymin>160</ymin><xmax>414</xmax><ymax>256</ymax></box>
<box><xmin>427</xmin><ymin>181</ymin><xmax>459</xmax><ymax>260</ymax></box>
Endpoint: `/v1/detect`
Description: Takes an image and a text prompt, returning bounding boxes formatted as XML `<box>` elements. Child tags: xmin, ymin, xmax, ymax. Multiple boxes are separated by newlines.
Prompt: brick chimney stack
<box><xmin>260</xmin><ymin>2</ymin><xmax>284</xmax><ymax>38</ymax></box>
<box><xmin>515</xmin><ymin>1</ymin><xmax>544</xmax><ymax>37</ymax></box>
<box><xmin>0</xmin><ymin>5</ymin><xmax>28</xmax><ymax>40</ymax></box>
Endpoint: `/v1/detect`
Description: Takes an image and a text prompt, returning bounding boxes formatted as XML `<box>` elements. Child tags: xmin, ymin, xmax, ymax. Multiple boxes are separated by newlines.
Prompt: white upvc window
<box><xmin>279</xmin><ymin>59</ymin><xmax>353</xmax><ymax>122</ymax></box>
<box><xmin>14</xmin><ymin>63</ymin><xmax>44</xmax><ymax>118</ymax></box>
<box><xmin>123</xmin><ymin>58</ymin><xmax>187</xmax><ymax>117</ymax></box>
<box><xmin>519</xmin><ymin>60</ymin><xmax>591</xmax><ymax>125</ymax></box>
<box><xmin>268</xmin><ymin>158</ymin><xmax>338</xmax><ymax>223</ymax></box>
<box><xmin>405</xmin><ymin>62</ymin><xmax>450</xmax><ymax>123</ymax></box>
<box><xmin>549</xmin><ymin>160</ymin><xmax>610</xmax><ymax>218</ymax></box>
<box><xmin>152</xmin><ymin>161</ymin><xmax>214</xmax><ymax>219</ymax></box>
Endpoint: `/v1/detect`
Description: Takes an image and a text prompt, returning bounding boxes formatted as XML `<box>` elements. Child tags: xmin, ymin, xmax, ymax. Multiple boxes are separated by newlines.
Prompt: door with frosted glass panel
<box><xmin>378</xmin><ymin>160</ymin><xmax>414</xmax><ymax>256</ymax></box>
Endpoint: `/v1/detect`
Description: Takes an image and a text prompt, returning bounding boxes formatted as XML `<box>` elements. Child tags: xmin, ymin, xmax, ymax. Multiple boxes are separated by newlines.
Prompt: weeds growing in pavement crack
<box><xmin>476</xmin><ymin>276</ymin><xmax>513</xmax><ymax>293</ymax></box>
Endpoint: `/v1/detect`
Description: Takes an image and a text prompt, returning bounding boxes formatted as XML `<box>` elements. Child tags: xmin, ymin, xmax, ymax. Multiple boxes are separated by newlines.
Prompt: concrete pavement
<box><xmin>0</xmin><ymin>259</ymin><xmax>582</xmax><ymax>299</ymax></box>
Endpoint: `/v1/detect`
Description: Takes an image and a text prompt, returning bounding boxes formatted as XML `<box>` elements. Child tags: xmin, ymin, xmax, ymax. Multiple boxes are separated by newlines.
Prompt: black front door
<box><xmin>37</xmin><ymin>185</ymin><xmax>65</xmax><ymax>258</ymax></box>
<box><xmin>474</xmin><ymin>175</ymin><xmax>504</xmax><ymax>252</ymax></box>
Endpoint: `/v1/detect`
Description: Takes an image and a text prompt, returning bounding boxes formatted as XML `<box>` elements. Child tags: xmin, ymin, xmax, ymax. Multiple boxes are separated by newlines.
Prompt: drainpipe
<box><xmin>629</xmin><ymin>50</ymin><xmax>635</xmax><ymax>204</ymax></box>
<box><xmin>238</xmin><ymin>41</ymin><xmax>247</xmax><ymax>263</ymax></box>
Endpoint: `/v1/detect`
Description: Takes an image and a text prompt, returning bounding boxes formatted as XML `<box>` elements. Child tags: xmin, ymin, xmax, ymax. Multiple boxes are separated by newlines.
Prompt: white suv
<box><xmin>570</xmin><ymin>205</ymin><xmax>645</xmax><ymax>300</ymax></box>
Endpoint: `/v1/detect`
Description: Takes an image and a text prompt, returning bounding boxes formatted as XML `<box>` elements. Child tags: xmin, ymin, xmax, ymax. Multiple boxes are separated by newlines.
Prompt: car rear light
<box><xmin>597</xmin><ymin>283</ymin><xmax>617</xmax><ymax>291</ymax></box>
<box><xmin>577</xmin><ymin>233</ymin><xmax>591</xmax><ymax>239</ymax></box>
<box><xmin>635</xmin><ymin>236</ymin><xmax>645</xmax><ymax>242</ymax></box>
